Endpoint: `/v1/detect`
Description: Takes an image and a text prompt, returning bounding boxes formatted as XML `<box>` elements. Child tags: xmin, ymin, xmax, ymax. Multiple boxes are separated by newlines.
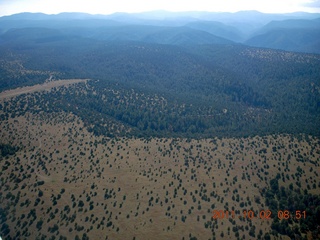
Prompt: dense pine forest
<box><xmin>1</xmin><ymin>39</ymin><xmax>319</xmax><ymax>138</ymax></box>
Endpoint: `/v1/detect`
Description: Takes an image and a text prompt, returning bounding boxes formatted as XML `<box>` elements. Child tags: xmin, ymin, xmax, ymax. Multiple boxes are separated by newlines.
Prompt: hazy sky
<box><xmin>1</xmin><ymin>0</ymin><xmax>320</xmax><ymax>16</ymax></box>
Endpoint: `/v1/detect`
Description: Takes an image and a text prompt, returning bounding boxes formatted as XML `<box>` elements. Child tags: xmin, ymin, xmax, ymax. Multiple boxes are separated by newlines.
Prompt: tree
<box><xmin>36</xmin><ymin>219</ymin><xmax>44</xmax><ymax>230</ymax></box>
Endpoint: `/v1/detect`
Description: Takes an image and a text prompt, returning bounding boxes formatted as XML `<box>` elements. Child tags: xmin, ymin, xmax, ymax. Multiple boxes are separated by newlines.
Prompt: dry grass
<box><xmin>1</xmin><ymin>109</ymin><xmax>319</xmax><ymax>240</ymax></box>
<box><xmin>0</xmin><ymin>79</ymin><xmax>88</xmax><ymax>100</ymax></box>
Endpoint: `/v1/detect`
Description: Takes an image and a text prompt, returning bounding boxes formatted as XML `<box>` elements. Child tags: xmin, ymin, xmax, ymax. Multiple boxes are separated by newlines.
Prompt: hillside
<box><xmin>0</xmin><ymin>103</ymin><xmax>319</xmax><ymax>239</ymax></box>
<box><xmin>0</xmin><ymin>31</ymin><xmax>319</xmax><ymax>138</ymax></box>
<box><xmin>0</xmin><ymin>11</ymin><xmax>320</xmax><ymax>240</ymax></box>
<box><xmin>246</xmin><ymin>28</ymin><xmax>320</xmax><ymax>54</ymax></box>
<box><xmin>245</xmin><ymin>18</ymin><xmax>320</xmax><ymax>54</ymax></box>
<box><xmin>185</xmin><ymin>21</ymin><xmax>244</xmax><ymax>42</ymax></box>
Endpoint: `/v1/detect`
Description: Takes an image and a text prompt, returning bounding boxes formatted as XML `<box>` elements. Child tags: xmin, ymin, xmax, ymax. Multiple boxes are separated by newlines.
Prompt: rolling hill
<box><xmin>1</xmin><ymin>11</ymin><xmax>320</xmax><ymax>53</ymax></box>
<box><xmin>245</xmin><ymin>18</ymin><xmax>320</xmax><ymax>53</ymax></box>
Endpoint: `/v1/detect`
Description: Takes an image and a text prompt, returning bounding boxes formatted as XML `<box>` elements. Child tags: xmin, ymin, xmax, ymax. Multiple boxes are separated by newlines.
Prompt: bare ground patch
<box><xmin>0</xmin><ymin>79</ymin><xmax>88</xmax><ymax>100</ymax></box>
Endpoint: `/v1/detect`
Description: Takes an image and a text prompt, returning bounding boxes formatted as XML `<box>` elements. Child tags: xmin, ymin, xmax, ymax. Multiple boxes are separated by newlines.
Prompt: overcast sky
<box><xmin>1</xmin><ymin>0</ymin><xmax>320</xmax><ymax>16</ymax></box>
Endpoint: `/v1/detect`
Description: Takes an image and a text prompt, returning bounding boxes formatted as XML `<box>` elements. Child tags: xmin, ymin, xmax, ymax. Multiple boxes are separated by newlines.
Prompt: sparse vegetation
<box><xmin>0</xmin><ymin>107</ymin><xmax>319</xmax><ymax>239</ymax></box>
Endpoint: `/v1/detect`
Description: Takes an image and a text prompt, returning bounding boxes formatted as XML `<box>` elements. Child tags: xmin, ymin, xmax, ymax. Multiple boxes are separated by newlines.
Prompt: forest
<box><xmin>0</xmin><ymin>37</ymin><xmax>319</xmax><ymax>138</ymax></box>
<box><xmin>265</xmin><ymin>176</ymin><xmax>320</xmax><ymax>239</ymax></box>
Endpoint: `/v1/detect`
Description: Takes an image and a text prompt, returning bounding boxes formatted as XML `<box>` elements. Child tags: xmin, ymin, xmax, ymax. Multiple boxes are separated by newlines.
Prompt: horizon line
<box><xmin>1</xmin><ymin>9</ymin><xmax>320</xmax><ymax>18</ymax></box>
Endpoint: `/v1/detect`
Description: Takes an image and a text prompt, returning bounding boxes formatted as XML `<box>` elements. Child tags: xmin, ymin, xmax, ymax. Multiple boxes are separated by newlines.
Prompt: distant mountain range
<box><xmin>0</xmin><ymin>11</ymin><xmax>320</xmax><ymax>53</ymax></box>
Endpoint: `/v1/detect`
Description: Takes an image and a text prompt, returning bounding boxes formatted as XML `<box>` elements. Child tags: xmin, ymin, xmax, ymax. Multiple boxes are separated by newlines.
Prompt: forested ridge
<box><xmin>0</xmin><ymin>37</ymin><xmax>319</xmax><ymax>138</ymax></box>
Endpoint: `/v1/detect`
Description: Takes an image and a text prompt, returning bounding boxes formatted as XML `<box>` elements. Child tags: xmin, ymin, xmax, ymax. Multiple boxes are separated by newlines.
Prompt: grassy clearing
<box><xmin>0</xmin><ymin>110</ymin><xmax>319</xmax><ymax>239</ymax></box>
